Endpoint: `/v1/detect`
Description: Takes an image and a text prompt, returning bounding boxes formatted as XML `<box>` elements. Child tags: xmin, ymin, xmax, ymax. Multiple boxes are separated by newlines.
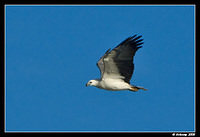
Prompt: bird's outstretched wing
<box><xmin>97</xmin><ymin>35</ymin><xmax>143</xmax><ymax>83</ymax></box>
<box><xmin>96</xmin><ymin>48</ymin><xmax>111</xmax><ymax>78</ymax></box>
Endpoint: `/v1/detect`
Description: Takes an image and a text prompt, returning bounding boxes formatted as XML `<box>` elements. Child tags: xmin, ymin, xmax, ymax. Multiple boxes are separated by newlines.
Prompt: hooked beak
<box><xmin>86</xmin><ymin>83</ymin><xmax>89</xmax><ymax>87</ymax></box>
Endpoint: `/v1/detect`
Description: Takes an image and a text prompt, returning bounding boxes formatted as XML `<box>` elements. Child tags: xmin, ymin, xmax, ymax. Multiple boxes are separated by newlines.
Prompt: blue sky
<box><xmin>5</xmin><ymin>5</ymin><xmax>195</xmax><ymax>132</ymax></box>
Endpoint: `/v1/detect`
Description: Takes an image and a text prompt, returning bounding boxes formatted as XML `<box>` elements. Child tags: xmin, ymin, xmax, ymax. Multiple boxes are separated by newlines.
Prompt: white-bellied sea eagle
<box><xmin>86</xmin><ymin>34</ymin><xmax>147</xmax><ymax>92</ymax></box>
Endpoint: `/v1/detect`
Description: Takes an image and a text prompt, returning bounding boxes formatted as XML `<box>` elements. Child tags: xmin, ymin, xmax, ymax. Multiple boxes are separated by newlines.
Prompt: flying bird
<box><xmin>86</xmin><ymin>34</ymin><xmax>147</xmax><ymax>92</ymax></box>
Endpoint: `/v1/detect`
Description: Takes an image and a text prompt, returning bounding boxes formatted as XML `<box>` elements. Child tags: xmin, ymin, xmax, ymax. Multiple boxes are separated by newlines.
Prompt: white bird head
<box><xmin>86</xmin><ymin>79</ymin><xmax>99</xmax><ymax>87</ymax></box>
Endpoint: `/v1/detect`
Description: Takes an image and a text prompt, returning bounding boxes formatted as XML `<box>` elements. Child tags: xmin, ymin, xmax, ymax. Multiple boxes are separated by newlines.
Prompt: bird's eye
<box><xmin>89</xmin><ymin>81</ymin><xmax>92</xmax><ymax>83</ymax></box>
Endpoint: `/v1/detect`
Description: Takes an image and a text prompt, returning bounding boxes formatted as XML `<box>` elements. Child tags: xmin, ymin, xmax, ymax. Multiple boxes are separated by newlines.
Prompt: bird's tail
<box><xmin>129</xmin><ymin>85</ymin><xmax>148</xmax><ymax>92</ymax></box>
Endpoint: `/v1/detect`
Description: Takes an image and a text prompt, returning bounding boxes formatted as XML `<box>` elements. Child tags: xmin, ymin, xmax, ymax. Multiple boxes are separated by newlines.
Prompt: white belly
<box><xmin>97</xmin><ymin>79</ymin><xmax>131</xmax><ymax>91</ymax></box>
